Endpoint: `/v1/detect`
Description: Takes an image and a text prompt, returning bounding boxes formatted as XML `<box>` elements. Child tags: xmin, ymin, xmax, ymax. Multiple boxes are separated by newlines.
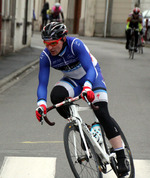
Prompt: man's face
<box><xmin>44</xmin><ymin>38</ymin><xmax>63</xmax><ymax>56</ymax></box>
<box><xmin>133</xmin><ymin>13</ymin><xmax>139</xmax><ymax>19</ymax></box>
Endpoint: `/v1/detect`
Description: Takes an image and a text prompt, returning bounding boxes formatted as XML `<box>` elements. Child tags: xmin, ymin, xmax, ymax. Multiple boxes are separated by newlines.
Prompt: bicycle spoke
<box><xmin>64</xmin><ymin>123</ymin><xmax>102</xmax><ymax>178</ymax></box>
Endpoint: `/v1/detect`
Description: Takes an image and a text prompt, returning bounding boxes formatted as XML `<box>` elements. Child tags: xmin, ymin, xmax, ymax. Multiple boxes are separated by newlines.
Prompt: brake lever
<box><xmin>83</xmin><ymin>93</ymin><xmax>99</xmax><ymax>110</ymax></box>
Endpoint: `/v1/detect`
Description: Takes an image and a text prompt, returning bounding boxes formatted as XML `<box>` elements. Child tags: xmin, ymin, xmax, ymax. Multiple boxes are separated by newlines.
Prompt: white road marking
<box><xmin>0</xmin><ymin>157</ymin><xmax>56</xmax><ymax>178</ymax></box>
<box><xmin>21</xmin><ymin>141</ymin><xmax>63</xmax><ymax>144</ymax></box>
<box><xmin>0</xmin><ymin>157</ymin><xmax>149</xmax><ymax>177</ymax></box>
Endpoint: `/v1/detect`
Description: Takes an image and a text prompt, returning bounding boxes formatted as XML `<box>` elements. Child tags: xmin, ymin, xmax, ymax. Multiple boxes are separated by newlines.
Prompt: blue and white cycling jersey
<box><xmin>37</xmin><ymin>36</ymin><xmax>107</xmax><ymax>104</ymax></box>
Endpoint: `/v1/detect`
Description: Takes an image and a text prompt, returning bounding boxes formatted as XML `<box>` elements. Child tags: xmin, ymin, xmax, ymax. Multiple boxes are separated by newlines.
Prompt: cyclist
<box><xmin>125</xmin><ymin>7</ymin><xmax>145</xmax><ymax>52</ymax></box>
<box><xmin>51</xmin><ymin>3</ymin><xmax>64</xmax><ymax>22</ymax></box>
<box><xmin>35</xmin><ymin>22</ymin><xmax>129</xmax><ymax>176</ymax></box>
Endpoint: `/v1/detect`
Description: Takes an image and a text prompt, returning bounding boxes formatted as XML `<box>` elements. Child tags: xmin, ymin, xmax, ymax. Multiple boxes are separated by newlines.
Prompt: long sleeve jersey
<box><xmin>37</xmin><ymin>36</ymin><xmax>99</xmax><ymax>104</ymax></box>
<box><xmin>126</xmin><ymin>13</ymin><xmax>143</xmax><ymax>31</ymax></box>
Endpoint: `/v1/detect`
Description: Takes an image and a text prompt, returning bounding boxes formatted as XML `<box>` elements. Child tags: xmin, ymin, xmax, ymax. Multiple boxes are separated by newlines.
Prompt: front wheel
<box><xmin>64</xmin><ymin>121</ymin><xmax>102</xmax><ymax>178</ymax></box>
<box><xmin>129</xmin><ymin>38</ymin><xmax>135</xmax><ymax>59</ymax></box>
<box><xmin>129</xmin><ymin>50</ymin><xmax>134</xmax><ymax>59</ymax></box>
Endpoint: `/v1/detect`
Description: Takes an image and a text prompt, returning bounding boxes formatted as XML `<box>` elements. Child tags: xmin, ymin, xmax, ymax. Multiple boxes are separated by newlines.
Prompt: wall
<box><xmin>32</xmin><ymin>0</ymin><xmax>43</xmax><ymax>31</ymax></box>
<box><xmin>65</xmin><ymin>0</ymin><xmax>75</xmax><ymax>34</ymax></box>
<box><xmin>84</xmin><ymin>0</ymin><xmax>96</xmax><ymax>36</ymax></box>
<box><xmin>94</xmin><ymin>0</ymin><xmax>106</xmax><ymax>36</ymax></box>
<box><xmin>1</xmin><ymin>0</ymin><xmax>33</xmax><ymax>55</ymax></box>
<box><xmin>111</xmin><ymin>0</ymin><xmax>133</xmax><ymax>37</ymax></box>
<box><xmin>1</xmin><ymin>0</ymin><xmax>13</xmax><ymax>54</ymax></box>
<box><xmin>14</xmin><ymin>0</ymin><xmax>33</xmax><ymax>51</ymax></box>
<box><xmin>140</xmin><ymin>0</ymin><xmax>150</xmax><ymax>11</ymax></box>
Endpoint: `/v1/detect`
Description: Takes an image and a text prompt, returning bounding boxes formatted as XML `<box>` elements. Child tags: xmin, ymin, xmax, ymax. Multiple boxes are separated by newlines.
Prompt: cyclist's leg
<box><xmin>92</xmin><ymin>66</ymin><xmax>129</xmax><ymax>175</ymax></box>
<box><xmin>126</xmin><ymin>29</ymin><xmax>131</xmax><ymax>49</ymax></box>
<box><xmin>50</xmin><ymin>77</ymin><xmax>82</xmax><ymax>119</ymax></box>
<box><xmin>93</xmin><ymin>97</ymin><xmax>129</xmax><ymax>176</ymax></box>
<box><xmin>134</xmin><ymin>30</ymin><xmax>138</xmax><ymax>51</ymax></box>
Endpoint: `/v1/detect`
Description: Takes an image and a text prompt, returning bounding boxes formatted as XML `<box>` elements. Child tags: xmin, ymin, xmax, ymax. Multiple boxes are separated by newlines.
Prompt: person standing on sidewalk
<box><xmin>41</xmin><ymin>2</ymin><xmax>49</xmax><ymax>30</ymax></box>
<box><xmin>35</xmin><ymin>22</ymin><xmax>129</xmax><ymax>177</ymax></box>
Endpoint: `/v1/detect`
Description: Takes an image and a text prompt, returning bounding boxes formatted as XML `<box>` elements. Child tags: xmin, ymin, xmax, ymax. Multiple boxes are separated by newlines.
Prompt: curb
<box><xmin>0</xmin><ymin>59</ymin><xmax>39</xmax><ymax>89</ymax></box>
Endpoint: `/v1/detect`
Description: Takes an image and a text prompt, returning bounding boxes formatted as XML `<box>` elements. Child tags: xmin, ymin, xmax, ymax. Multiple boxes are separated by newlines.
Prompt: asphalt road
<box><xmin>0</xmin><ymin>37</ymin><xmax>150</xmax><ymax>177</ymax></box>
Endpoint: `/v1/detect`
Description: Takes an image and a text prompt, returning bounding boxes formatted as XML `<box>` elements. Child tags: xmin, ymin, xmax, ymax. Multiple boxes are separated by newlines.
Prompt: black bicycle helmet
<box><xmin>41</xmin><ymin>22</ymin><xmax>68</xmax><ymax>40</ymax></box>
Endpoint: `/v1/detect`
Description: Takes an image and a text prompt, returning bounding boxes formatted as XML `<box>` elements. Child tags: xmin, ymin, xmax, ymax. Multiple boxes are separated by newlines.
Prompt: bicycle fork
<box><xmin>74</xmin><ymin>120</ymin><xmax>91</xmax><ymax>161</ymax></box>
<box><xmin>75</xmin><ymin>119</ymin><xmax>111</xmax><ymax>164</ymax></box>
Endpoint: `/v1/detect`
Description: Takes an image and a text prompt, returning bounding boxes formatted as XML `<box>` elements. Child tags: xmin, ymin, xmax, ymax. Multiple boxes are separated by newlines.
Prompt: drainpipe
<box><xmin>0</xmin><ymin>0</ymin><xmax>2</xmax><ymax>53</ymax></box>
<box><xmin>22</xmin><ymin>0</ymin><xmax>28</xmax><ymax>45</ymax></box>
<box><xmin>104</xmin><ymin>0</ymin><xmax>109</xmax><ymax>37</ymax></box>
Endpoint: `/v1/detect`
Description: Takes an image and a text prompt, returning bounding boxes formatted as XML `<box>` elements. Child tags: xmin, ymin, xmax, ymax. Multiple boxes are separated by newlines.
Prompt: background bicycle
<box><xmin>137</xmin><ymin>32</ymin><xmax>144</xmax><ymax>54</ymax></box>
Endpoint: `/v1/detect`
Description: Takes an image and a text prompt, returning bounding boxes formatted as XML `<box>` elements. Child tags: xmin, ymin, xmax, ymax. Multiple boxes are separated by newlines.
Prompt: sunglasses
<box><xmin>43</xmin><ymin>37</ymin><xmax>62</xmax><ymax>47</ymax></box>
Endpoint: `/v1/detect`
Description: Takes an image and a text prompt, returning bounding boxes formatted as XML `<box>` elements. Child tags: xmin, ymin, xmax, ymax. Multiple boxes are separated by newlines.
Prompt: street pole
<box><xmin>104</xmin><ymin>0</ymin><xmax>109</xmax><ymax>38</ymax></box>
<box><xmin>22</xmin><ymin>0</ymin><xmax>28</xmax><ymax>45</ymax></box>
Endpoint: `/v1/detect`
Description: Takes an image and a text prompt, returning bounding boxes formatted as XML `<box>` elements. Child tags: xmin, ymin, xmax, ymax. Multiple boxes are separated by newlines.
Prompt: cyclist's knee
<box><xmin>50</xmin><ymin>86</ymin><xmax>70</xmax><ymax>119</ymax></box>
<box><xmin>50</xmin><ymin>85</ymin><xmax>69</xmax><ymax>104</ymax></box>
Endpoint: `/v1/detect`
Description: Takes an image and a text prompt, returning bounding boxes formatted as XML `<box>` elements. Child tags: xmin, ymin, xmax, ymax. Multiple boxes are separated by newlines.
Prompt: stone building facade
<box><xmin>0</xmin><ymin>0</ymin><xmax>149</xmax><ymax>55</ymax></box>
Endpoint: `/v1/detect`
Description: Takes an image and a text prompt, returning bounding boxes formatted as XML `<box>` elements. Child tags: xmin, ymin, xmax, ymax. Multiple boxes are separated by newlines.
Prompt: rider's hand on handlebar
<box><xmin>35</xmin><ymin>104</ymin><xmax>47</xmax><ymax>122</ymax></box>
<box><xmin>81</xmin><ymin>86</ymin><xmax>95</xmax><ymax>102</ymax></box>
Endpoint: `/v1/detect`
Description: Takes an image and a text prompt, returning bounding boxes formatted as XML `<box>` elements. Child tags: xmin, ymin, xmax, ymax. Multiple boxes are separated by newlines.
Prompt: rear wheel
<box><xmin>109</xmin><ymin>119</ymin><xmax>135</xmax><ymax>178</ymax></box>
<box><xmin>147</xmin><ymin>28</ymin><xmax>150</xmax><ymax>41</ymax></box>
<box><xmin>137</xmin><ymin>36</ymin><xmax>143</xmax><ymax>54</ymax></box>
<box><xmin>64</xmin><ymin>121</ymin><xmax>102</xmax><ymax>178</ymax></box>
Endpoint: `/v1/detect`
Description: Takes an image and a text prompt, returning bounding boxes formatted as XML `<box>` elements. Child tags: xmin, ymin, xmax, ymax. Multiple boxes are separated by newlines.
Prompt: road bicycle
<box><xmin>41</xmin><ymin>95</ymin><xmax>135</xmax><ymax>178</ymax></box>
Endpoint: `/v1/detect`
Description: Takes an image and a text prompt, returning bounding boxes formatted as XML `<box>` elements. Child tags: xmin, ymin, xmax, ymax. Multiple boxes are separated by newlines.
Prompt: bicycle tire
<box><xmin>111</xmin><ymin>119</ymin><xmax>135</xmax><ymax>178</ymax></box>
<box><xmin>99</xmin><ymin>122</ymin><xmax>135</xmax><ymax>178</ymax></box>
<box><xmin>139</xmin><ymin>46</ymin><xmax>143</xmax><ymax>54</ymax></box>
<box><xmin>129</xmin><ymin>35</ymin><xmax>135</xmax><ymax>59</ymax></box>
<box><xmin>64</xmin><ymin>121</ymin><xmax>102</xmax><ymax>178</ymax></box>
<box><xmin>137</xmin><ymin>37</ymin><xmax>143</xmax><ymax>54</ymax></box>
<box><xmin>131</xmin><ymin>51</ymin><xmax>134</xmax><ymax>59</ymax></box>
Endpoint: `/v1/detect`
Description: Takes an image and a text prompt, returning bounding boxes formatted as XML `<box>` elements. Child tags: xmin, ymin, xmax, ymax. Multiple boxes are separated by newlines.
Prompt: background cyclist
<box><xmin>125</xmin><ymin>7</ymin><xmax>144</xmax><ymax>52</ymax></box>
<box><xmin>51</xmin><ymin>2</ymin><xmax>64</xmax><ymax>22</ymax></box>
<box><xmin>35</xmin><ymin>22</ymin><xmax>129</xmax><ymax>177</ymax></box>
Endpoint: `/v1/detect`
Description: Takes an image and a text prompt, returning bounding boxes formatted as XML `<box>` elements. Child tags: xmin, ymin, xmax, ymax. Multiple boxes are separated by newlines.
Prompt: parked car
<box><xmin>142</xmin><ymin>10</ymin><xmax>150</xmax><ymax>40</ymax></box>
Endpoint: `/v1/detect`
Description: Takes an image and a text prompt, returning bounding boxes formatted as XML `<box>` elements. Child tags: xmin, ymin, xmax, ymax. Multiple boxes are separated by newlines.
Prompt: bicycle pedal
<box><xmin>118</xmin><ymin>172</ymin><xmax>129</xmax><ymax>177</ymax></box>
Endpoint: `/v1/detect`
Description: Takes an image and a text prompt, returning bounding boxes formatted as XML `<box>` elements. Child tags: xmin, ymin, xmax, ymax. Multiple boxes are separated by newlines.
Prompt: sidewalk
<box><xmin>0</xmin><ymin>32</ymin><xmax>150</xmax><ymax>90</ymax></box>
<box><xmin>0</xmin><ymin>33</ymin><xmax>43</xmax><ymax>89</ymax></box>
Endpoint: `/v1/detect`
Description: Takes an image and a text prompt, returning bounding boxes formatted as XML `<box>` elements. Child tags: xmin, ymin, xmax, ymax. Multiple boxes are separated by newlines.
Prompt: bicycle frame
<box><xmin>68</xmin><ymin>104</ymin><xmax>115</xmax><ymax>164</ymax></box>
<box><xmin>128</xmin><ymin>28</ymin><xmax>137</xmax><ymax>59</ymax></box>
<box><xmin>42</xmin><ymin>95</ymin><xmax>134</xmax><ymax>178</ymax></box>
<box><xmin>44</xmin><ymin>96</ymin><xmax>116</xmax><ymax>164</ymax></box>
